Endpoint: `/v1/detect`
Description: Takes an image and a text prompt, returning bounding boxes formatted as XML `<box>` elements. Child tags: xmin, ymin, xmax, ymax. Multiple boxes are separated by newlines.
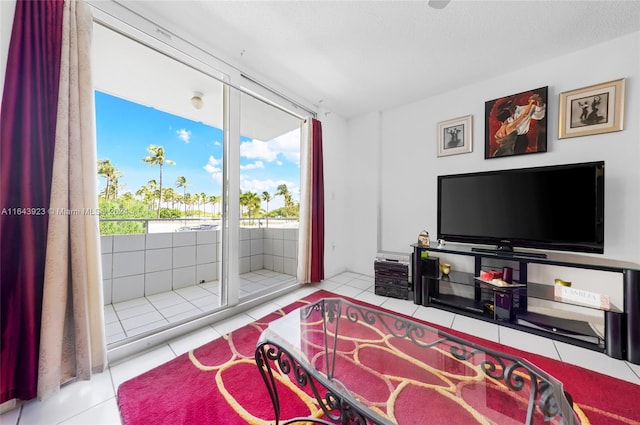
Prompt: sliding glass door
<box><xmin>91</xmin><ymin>8</ymin><xmax>307</xmax><ymax>351</ymax></box>
<box><xmin>236</xmin><ymin>91</ymin><xmax>302</xmax><ymax>300</ymax></box>
<box><xmin>93</xmin><ymin>22</ymin><xmax>228</xmax><ymax>346</ymax></box>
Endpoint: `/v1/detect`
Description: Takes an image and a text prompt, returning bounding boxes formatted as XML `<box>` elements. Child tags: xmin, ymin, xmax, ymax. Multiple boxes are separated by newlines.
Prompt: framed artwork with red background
<box><xmin>485</xmin><ymin>86</ymin><xmax>548</xmax><ymax>159</ymax></box>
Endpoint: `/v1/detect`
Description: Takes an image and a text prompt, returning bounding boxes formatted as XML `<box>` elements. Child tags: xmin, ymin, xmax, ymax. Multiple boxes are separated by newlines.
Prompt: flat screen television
<box><xmin>437</xmin><ymin>161</ymin><xmax>605</xmax><ymax>256</ymax></box>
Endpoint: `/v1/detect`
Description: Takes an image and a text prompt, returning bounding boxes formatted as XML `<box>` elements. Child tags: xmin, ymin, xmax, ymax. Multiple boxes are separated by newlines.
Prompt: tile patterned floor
<box><xmin>2</xmin><ymin>271</ymin><xmax>640</xmax><ymax>424</ymax></box>
<box><xmin>106</xmin><ymin>269</ymin><xmax>297</xmax><ymax>344</ymax></box>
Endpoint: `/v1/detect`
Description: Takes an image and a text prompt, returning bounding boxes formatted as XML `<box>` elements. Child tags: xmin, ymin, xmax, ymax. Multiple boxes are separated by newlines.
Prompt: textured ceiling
<box><xmin>112</xmin><ymin>0</ymin><xmax>640</xmax><ymax>118</ymax></box>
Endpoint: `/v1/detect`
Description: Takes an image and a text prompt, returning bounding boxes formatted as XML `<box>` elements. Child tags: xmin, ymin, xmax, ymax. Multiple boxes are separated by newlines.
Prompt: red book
<box><xmin>480</xmin><ymin>270</ymin><xmax>503</xmax><ymax>281</ymax></box>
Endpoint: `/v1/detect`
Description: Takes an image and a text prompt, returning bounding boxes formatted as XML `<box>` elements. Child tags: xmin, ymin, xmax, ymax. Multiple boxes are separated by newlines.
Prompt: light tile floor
<box><xmin>2</xmin><ymin>271</ymin><xmax>640</xmax><ymax>424</ymax></box>
<box><xmin>106</xmin><ymin>269</ymin><xmax>297</xmax><ymax>345</ymax></box>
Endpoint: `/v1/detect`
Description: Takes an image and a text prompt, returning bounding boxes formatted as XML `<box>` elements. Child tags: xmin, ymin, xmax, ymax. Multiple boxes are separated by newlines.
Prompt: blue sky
<box><xmin>95</xmin><ymin>91</ymin><xmax>300</xmax><ymax>209</ymax></box>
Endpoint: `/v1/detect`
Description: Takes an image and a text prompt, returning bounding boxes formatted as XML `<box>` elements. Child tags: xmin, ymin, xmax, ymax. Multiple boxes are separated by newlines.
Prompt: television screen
<box><xmin>437</xmin><ymin>161</ymin><xmax>604</xmax><ymax>254</ymax></box>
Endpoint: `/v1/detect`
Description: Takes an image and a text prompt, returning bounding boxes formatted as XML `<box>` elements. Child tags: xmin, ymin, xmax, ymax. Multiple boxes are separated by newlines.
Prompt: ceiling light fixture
<box><xmin>428</xmin><ymin>0</ymin><xmax>451</xmax><ymax>9</ymax></box>
<box><xmin>191</xmin><ymin>92</ymin><xmax>204</xmax><ymax>109</ymax></box>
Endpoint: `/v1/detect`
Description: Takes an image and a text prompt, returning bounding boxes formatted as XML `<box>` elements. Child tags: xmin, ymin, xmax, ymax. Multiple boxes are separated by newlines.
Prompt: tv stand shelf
<box><xmin>411</xmin><ymin>243</ymin><xmax>640</xmax><ymax>364</ymax></box>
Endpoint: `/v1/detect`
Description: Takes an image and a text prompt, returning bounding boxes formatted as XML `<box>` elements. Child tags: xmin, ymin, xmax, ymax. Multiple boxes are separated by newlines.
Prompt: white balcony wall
<box><xmin>240</xmin><ymin>227</ymin><xmax>299</xmax><ymax>276</ymax></box>
<box><xmin>102</xmin><ymin>228</ymin><xmax>298</xmax><ymax>304</ymax></box>
<box><xmin>101</xmin><ymin>231</ymin><xmax>221</xmax><ymax>305</ymax></box>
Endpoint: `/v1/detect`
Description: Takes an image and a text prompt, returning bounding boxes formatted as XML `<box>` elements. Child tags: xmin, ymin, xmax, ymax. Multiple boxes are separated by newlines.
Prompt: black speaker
<box><xmin>419</xmin><ymin>256</ymin><xmax>440</xmax><ymax>306</ymax></box>
<box><xmin>605</xmin><ymin>310</ymin><xmax>625</xmax><ymax>360</ymax></box>
<box><xmin>421</xmin><ymin>276</ymin><xmax>439</xmax><ymax>306</ymax></box>
<box><xmin>422</xmin><ymin>256</ymin><xmax>440</xmax><ymax>278</ymax></box>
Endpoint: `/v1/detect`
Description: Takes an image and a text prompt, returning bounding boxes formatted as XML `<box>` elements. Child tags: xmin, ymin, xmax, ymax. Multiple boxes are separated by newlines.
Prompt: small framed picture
<box><xmin>558</xmin><ymin>78</ymin><xmax>625</xmax><ymax>139</ymax></box>
<box><xmin>437</xmin><ymin>115</ymin><xmax>473</xmax><ymax>157</ymax></box>
<box><xmin>485</xmin><ymin>86</ymin><xmax>548</xmax><ymax>159</ymax></box>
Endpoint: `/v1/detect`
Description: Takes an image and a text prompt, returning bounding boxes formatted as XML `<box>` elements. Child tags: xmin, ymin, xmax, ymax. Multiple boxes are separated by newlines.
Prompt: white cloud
<box><xmin>204</xmin><ymin>155</ymin><xmax>222</xmax><ymax>185</ymax></box>
<box><xmin>240</xmin><ymin>161</ymin><xmax>264</xmax><ymax>171</ymax></box>
<box><xmin>176</xmin><ymin>128</ymin><xmax>191</xmax><ymax>143</ymax></box>
<box><xmin>239</xmin><ymin>127</ymin><xmax>300</xmax><ymax>166</ymax></box>
<box><xmin>204</xmin><ymin>155</ymin><xmax>221</xmax><ymax>172</ymax></box>
<box><xmin>240</xmin><ymin>139</ymin><xmax>278</xmax><ymax>162</ymax></box>
<box><xmin>210</xmin><ymin>173</ymin><xmax>223</xmax><ymax>186</ymax></box>
<box><xmin>271</xmin><ymin>129</ymin><xmax>301</xmax><ymax>166</ymax></box>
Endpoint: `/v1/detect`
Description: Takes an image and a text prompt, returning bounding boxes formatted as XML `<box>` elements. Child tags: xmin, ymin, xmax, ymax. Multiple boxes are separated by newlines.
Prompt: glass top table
<box><xmin>255</xmin><ymin>298</ymin><xmax>579</xmax><ymax>425</ymax></box>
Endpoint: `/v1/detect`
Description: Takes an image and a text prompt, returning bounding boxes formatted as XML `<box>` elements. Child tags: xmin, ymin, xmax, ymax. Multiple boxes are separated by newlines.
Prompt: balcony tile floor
<box><xmin>2</xmin><ymin>271</ymin><xmax>640</xmax><ymax>424</ymax></box>
<box><xmin>106</xmin><ymin>269</ymin><xmax>297</xmax><ymax>345</ymax></box>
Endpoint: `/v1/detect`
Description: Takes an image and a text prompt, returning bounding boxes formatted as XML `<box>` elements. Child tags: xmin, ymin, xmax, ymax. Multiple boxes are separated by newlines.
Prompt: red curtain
<box><xmin>0</xmin><ymin>0</ymin><xmax>64</xmax><ymax>403</ymax></box>
<box><xmin>310</xmin><ymin>118</ymin><xmax>324</xmax><ymax>282</ymax></box>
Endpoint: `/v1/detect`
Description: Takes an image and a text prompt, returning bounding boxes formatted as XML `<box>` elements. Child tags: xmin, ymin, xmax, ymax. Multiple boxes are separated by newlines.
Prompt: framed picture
<box><xmin>558</xmin><ymin>78</ymin><xmax>625</xmax><ymax>139</ymax></box>
<box><xmin>437</xmin><ymin>115</ymin><xmax>473</xmax><ymax>157</ymax></box>
<box><xmin>485</xmin><ymin>86</ymin><xmax>548</xmax><ymax>159</ymax></box>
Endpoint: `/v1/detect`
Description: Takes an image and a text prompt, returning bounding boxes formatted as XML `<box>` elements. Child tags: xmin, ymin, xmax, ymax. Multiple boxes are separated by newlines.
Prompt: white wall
<box><xmin>320</xmin><ymin>111</ymin><xmax>351</xmax><ymax>278</ymax></box>
<box><xmin>344</xmin><ymin>112</ymin><xmax>382</xmax><ymax>274</ymax></box>
<box><xmin>345</xmin><ymin>31</ymin><xmax>640</xmax><ymax>276</ymax></box>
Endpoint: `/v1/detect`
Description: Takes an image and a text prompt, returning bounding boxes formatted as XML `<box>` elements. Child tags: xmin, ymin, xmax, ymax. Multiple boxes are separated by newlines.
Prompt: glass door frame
<box><xmin>91</xmin><ymin>2</ymin><xmax>244</xmax><ymax>360</ymax></box>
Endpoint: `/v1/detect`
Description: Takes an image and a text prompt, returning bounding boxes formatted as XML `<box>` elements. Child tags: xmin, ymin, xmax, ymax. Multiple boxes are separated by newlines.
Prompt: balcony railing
<box><xmin>100</xmin><ymin>217</ymin><xmax>298</xmax><ymax>234</ymax></box>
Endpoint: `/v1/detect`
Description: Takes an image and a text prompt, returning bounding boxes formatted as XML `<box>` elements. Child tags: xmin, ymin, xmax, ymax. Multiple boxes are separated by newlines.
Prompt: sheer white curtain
<box><xmin>297</xmin><ymin>118</ymin><xmax>324</xmax><ymax>284</ymax></box>
<box><xmin>297</xmin><ymin>119</ymin><xmax>313</xmax><ymax>283</ymax></box>
<box><xmin>38</xmin><ymin>0</ymin><xmax>106</xmax><ymax>399</ymax></box>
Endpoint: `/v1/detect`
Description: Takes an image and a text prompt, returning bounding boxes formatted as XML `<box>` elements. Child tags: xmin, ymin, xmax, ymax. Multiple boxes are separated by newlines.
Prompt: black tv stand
<box><xmin>411</xmin><ymin>243</ymin><xmax>640</xmax><ymax>365</ymax></box>
<box><xmin>471</xmin><ymin>246</ymin><xmax>548</xmax><ymax>259</ymax></box>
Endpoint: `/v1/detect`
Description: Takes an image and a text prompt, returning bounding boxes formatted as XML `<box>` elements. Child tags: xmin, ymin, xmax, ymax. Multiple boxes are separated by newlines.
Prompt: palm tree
<box><xmin>175</xmin><ymin>193</ymin><xmax>184</xmax><ymax>213</ymax></box>
<box><xmin>193</xmin><ymin>193</ymin><xmax>201</xmax><ymax>217</ymax></box>
<box><xmin>184</xmin><ymin>193</ymin><xmax>193</xmax><ymax>215</ymax></box>
<box><xmin>276</xmin><ymin>184</ymin><xmax>293</xmax><ymax>218</ymax></box>
<box><xmin>97</xmin><ymin>159</ymin><xmax>115</xmax><ymax>200</ymax></box>
<box><xmin>262</xmin><ymin>191</ymin><xmax>272</xmax><ymax>227</ymax></box>
<box><xmin>209</xmin><ymin>195</ymin><xmax>220</xmax><ymax>217</ymax></box>
<box><xmin>120</xmin><ymin>192</ymin><xmax>135</xmax><ymax>205</ymax></box>
<box><xmin>199</xmin><ymin>192</ymin><xmax>207</xmax><ymax>218</ymax></box>
<box><xmin>142</xmin><ymin>144</ymin><xmax>175</xmax><ymax>218</ymax></box>
<box><xmin>163</xmin><ymin>187</ymin><xmax>176</xmax><ymax>209</ymax></box>
<box><xmin>146</xmin><ymin>179</ymin><xmax>159</xmax><ymax>211</ymax></box>
<box><xmin>135</xmin><ymin>185</ymin><xmax>149</xmax><ymax>203</ymax></box>
<box><xmin>107</xmin><ymin>168</ymin><xmax>124</xmax><ymax>200</ymax></box>
<box><xmin>143</xmin><ymin>192</ymin><xmax>155</xmax><ymax>210</ymax></box>
<box><xmin>188</xmin><ymin>193</ymin><xmax>196</xmax><ymax>215</ymax></box>
<box><xmin>239</xmin><ymin>191</ymin><xmax>249</xmax><ymax>218</ymax></box>
<box><xmin>99</xmin><ymin>186</ymin><xmax>111</xmax><ymax>201</ymax></box>
<box><xmin>240</xmin><ymin>191</ymin><xmax>261</xmax><ymax>224</ymax></box>
<box><xmin>175</xmin><ymin>176</ymin><xmax>189</xmax><ymax>217</ymax></box>
<box><xmin>248</xmin><ymin>192</ymin><xmax>261</xmax><ymax>223</ymax></box>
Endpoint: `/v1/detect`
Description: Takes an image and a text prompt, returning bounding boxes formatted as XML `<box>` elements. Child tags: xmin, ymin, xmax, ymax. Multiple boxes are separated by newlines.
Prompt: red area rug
<box><xmin>117</xmin><ymin>290</ymin><xmax>640</xmax><ymax>424</ymax></box>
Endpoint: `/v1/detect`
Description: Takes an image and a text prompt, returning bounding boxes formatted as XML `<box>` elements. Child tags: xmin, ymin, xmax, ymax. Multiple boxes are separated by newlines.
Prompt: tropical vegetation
<box><xmin>97</xmin><ymin>144</ymin><xmax>299</xmax><ymax>235</ymax></box>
